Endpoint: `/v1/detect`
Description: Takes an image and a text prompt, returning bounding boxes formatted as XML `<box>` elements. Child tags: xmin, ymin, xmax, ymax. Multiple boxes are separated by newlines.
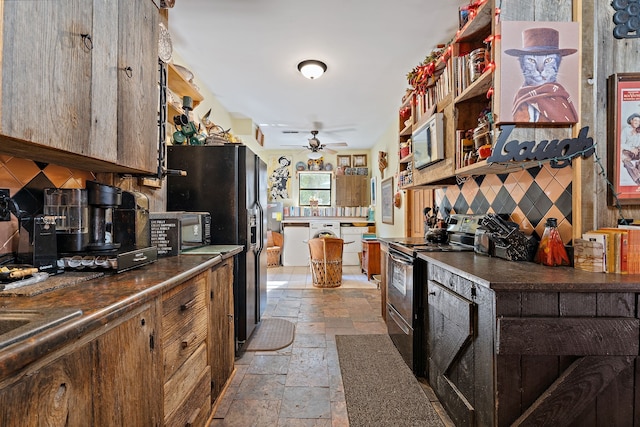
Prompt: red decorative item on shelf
<box><xmin>534</xmin><ymin>218</ymin><xmax>570</xmax><ymax>267</ymax></box>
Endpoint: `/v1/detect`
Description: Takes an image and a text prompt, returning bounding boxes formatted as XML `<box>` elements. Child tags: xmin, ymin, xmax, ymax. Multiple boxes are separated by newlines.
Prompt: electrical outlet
<box><xmin>0</xmin><ymin>189</ymin><xmax>11</xmax><ymax>221</ymax></box>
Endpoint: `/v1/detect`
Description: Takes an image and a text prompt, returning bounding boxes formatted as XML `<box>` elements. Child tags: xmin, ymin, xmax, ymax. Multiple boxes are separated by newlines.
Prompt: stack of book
<box><xmin>577</xmin><ymin>226</ymin><xmax>640</xmax><ymax>274</ymax></box>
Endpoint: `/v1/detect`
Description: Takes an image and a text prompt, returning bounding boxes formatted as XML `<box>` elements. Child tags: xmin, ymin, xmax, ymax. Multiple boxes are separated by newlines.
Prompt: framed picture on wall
<box><xmin>607</xmin><ymin>72</ymin><xmax>640</xmax><ymax>205</ymax></box>
<box><xmin>337</xmin><ymin>155</ymin><xmax>351</xmax><ymax>168</ymax></box>
<box><xmin>381</xmin><ymin>177</ymin><xmax>394</xmax><ymax>224</ymax></box>
<box><xmin>496</xmin><ymin>21</ymin><xmax>579</xmax><ymax>125</ymax></box>
<box><xmin>353</xmin><ymin>154</ymin><xmax>367</xmax><ymax>167</ymax></box>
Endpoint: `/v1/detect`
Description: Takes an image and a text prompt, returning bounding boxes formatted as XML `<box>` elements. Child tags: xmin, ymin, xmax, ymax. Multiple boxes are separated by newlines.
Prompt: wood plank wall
<box><xmin>582</xmin><ymin>1</ymin><xmax>640</xmax><ymax>231</ymax></box>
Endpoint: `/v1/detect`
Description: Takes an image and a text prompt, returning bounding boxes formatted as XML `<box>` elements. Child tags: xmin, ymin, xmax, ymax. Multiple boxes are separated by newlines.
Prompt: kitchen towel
<box><xmin>336</xmin><ymin>334</ymin><xmax>444</xmax><ymax>427</ymax></box>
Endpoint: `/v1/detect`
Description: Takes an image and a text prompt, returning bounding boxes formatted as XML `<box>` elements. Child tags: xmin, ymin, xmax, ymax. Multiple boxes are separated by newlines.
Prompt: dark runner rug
<box><xmin>336</xmin><ymin>334</ymin><xmax>444</xmax><ymax>427</ymax></box>
<box><xmin>244</xmin><ymin>318</ymin><xmax>295</xmax><ymax>351</ymax></box>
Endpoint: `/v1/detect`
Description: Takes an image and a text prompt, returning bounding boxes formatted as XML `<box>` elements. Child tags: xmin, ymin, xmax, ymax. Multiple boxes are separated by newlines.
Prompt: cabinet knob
<box><xmin>80</xmin><ymin>33</ymin><xmax>93</xmax><ymax>50</ymax></box>
<box><xmin>180</xmin><ymin>297</ymin><xmax>197</xmax><ymax>311</ymax></box>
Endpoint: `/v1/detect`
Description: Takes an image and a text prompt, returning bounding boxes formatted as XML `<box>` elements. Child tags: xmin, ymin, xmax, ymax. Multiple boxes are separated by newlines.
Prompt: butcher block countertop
<box><xmin>0</xmin><ymin>246</ymin><xmax>242</xmax><ymax>381</ymax></box>
<box><xmin>418</xmin><ymin>251</ymin><xmax>640</xmax><ymax>291</ymax></box>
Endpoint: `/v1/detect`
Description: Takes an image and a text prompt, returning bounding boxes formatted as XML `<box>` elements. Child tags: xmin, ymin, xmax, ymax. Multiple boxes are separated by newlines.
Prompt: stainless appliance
<box><xmin>44</xmin><ymin>182</ymin><xmax>157</xmax><ymax>273</ymax></box>
<box><xmin>266</xmin><ymin>202</ymin><xmax>283</xmax><ymax>232</ymax></box>
<box><xmin>149</xmin><ymin>211</ymin><xmax>212</xmax><ymax>256</ymax></box>
<box><xmin>167</xmin><ymin>144</ymin><xmax>267</xmax><ymax>350</ymax></box>
<box><xmin>309</xmin><ymin>221</ymin><xmax>341</xmax><ymax>239</ymax></box>
<box><xmin>386</xmin><ymin>228</ymin><xmax>476</xmax><ymax>376</ymax></box>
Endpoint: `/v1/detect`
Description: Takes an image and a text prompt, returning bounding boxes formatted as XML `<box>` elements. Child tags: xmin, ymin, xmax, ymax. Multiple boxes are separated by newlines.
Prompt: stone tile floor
<box><xmin>210</xmin><ymin>265</ymin><xmax>454</xmax><ymax>426</ymax></box>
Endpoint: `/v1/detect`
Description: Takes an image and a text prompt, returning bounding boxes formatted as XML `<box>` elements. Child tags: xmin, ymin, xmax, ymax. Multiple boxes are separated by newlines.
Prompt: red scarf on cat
<box><xmin>512</xmin><ymin>83</ymin><xmax>578</xmax><ymax>123</ymax></box>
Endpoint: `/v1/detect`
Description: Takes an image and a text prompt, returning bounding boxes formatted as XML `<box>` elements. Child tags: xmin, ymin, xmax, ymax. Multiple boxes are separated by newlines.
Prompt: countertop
<box><xmin>418</xmin><ymin>251</ymin><xmax>640</xmax><ymax>292</ymax></box>
<box><xmin>0</xmin><ymin>245</ymin><xmax>243</xmax><ymax>381</ymax></box>
<box><xmin>283</xmin><ymin>218</ymin><xmax>373</xmax><ymax>225</ymax></box>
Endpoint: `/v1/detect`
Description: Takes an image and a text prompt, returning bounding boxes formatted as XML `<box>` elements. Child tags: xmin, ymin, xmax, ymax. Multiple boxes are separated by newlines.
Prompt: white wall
<box><xmin>173</xmin><ymin>51</ymin><xmax>409</xmax><ymax>238</ymax></box>
<box><xmin>368</xmin><ymin>121</ymin><xmax>406</xmax><ymax>239</ymax></box>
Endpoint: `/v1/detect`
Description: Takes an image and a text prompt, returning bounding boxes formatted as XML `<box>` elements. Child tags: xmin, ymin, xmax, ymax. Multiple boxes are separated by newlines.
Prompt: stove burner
<box><xmin>412</xmin><ymin>244</ymin><xmax>472</xmax><ymax>252</ymax></box>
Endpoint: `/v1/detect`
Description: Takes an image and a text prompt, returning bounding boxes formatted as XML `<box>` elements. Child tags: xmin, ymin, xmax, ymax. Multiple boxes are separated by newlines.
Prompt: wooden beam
<box><xmin>497</xmin><ymin>317</ymin><xmax>639</xmax><ymax>355</ymax></box>
<box><xmin>512</xmin><ymin>356</ymin><xmax>634</xmax><ymax>426</ymax></box>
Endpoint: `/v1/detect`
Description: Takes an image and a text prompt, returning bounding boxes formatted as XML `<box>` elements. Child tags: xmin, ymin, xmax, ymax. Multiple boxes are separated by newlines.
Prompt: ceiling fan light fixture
<box><xmin>298</xmin><ymin>60</ymin><xmax>327</xmax><ymax>80</ymax></box>
<box><xmin>307</xmin><ymin>151</ymin><xmax>323</xmax><ymax>159</ymax></box>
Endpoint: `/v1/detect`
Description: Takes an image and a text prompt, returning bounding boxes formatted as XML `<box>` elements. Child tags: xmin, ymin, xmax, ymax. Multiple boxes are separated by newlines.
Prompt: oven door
<box><xmin>386</xmin><ymin>248</ymin><xmax>414</xmax><ymax>323</ymax></box>
<box><xmin>386</xmin><ymin>247</ymin><xmax>415</xmax><ymax>370</ymax></box>
<box><xmin>387</xmin><ymin>302</ymin><xmax>414</xmax><ymax>370</ymax></box>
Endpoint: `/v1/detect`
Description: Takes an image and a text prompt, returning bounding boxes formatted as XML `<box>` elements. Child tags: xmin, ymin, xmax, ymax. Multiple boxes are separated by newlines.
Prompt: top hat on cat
<box><xmin>505</xmin><ymin>27</ymin><xmax>577</xmax><ymax>57</ymax></box>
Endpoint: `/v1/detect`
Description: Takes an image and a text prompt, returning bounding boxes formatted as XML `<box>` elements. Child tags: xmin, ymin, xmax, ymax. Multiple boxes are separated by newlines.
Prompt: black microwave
<box><xmin>150</xmin><ymin>211</ymin><xmax>211</xmax><ymax>256</ymax></box>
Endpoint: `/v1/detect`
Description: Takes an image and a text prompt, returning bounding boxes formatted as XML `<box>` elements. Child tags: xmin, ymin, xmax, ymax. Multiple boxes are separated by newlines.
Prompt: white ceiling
<box><xmin>168</xmin><ymin>0</ymin><xmax>468</xmax><ymax>151</ymax></box>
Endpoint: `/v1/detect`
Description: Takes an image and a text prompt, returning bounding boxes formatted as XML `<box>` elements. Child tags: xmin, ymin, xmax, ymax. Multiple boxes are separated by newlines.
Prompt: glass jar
<box><xmin>534</xmin><ymin>218</ymin><xmax>570</xmax><ymax>266</ymax></box>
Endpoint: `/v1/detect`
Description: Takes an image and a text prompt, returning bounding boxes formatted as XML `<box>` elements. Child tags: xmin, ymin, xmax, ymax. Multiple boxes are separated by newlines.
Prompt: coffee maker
<box><xmin>86</xmin><ymin>181</ymin><xmax>122</xmax><ymax>251</ymax></box>
<box><xmin>113</xmin><ymin>190</ymin><xmax>151</xmax><ymax>252</ymax></box>
<box><xmin>45</xmin><ymin>182</ymin><xmax>157</xmax><ymax>273</ymax></box>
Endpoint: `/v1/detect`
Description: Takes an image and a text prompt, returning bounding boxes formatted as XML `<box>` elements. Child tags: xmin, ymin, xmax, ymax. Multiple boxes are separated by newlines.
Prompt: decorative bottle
<box><xmin>534</xmin><ymin>218</ymin><xmax>570</xmax><ymax>266</ymax></box>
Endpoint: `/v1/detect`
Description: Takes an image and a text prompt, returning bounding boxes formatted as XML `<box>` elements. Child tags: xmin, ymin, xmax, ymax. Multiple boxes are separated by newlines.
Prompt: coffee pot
<box><xmin>86</xmin><ymin>181</ymin><xmax>122</xmax><ymax>251</ymax></box>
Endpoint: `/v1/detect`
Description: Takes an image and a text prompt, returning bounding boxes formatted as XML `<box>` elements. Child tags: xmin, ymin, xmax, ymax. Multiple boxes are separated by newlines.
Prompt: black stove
<box><xmin>388</xmin><ymin>238</ymin><xmax>473</xmax><ymax>257</ymax></box>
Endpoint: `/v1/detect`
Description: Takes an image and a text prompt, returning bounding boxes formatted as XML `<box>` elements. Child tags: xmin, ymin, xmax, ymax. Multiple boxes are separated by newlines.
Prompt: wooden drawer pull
<box><xmin>181</xmin><ymin>332</ymin><xmax>197</xmax><ymax>349</ymax></box>
<box><xmin>180</xmin><ymin>297</ymin><xmax>197</xmax><ymax>312</ymax></box>
<box><xmin>185</xmin><ymin>407</ymin><xmax>201</xmax><ymax>427</ymax></box>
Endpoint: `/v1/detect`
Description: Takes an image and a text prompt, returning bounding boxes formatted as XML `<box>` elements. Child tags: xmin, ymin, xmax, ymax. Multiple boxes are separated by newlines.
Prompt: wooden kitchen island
<box><xmin>0</xmin><ymin>247</ymin><xmax>241</xmax><ymax>427</ymax></box>
<box><xmin>416</xmin><ymin>251</ymin><xmax>640</xmax><ymax>427</ymax></box>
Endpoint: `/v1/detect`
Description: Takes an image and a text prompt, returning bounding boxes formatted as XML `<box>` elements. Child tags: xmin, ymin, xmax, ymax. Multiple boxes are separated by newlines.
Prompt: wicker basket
<box><xmin>308</xmin><ymin>237</ymin><xmax>344</xmax><ymax>288</ymax></box>
<box><xmin>267</xmin><ymin>231</ymin><xmax>283</xmax><ymax>268</ymax></box>
<box><xmin>267</xmin><ymin>247</ymin><xmax>281</xmax><ymax>268</ymax></box>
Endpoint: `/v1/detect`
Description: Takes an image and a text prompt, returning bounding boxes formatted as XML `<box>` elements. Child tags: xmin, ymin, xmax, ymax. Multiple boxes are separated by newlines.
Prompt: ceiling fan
<box><xmin>282</xmin><ymin>130</ymin><xmax>348</xmax><ymax>157</ymax></box>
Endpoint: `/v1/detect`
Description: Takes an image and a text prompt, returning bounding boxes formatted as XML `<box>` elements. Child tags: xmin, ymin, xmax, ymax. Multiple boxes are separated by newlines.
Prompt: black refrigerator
<box><xmin>166</xmin><ymin>144</ymin><xmax>268</xmax><ymax>350</ymax></box>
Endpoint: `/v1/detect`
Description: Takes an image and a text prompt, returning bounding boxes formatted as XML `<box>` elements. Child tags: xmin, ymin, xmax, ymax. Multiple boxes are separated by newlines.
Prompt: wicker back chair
<box><xmin>308</xmin><ymin>237</ymin><xmax>344</xmax><ymax>288</ymax></box>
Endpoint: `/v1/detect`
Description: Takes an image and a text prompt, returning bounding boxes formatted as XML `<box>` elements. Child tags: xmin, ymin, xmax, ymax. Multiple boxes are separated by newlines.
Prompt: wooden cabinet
<box><xmin>117</xmin><ymin>0</ymin><xmax>160</xmax><ymax>173</ymax></box>
<box><xmin>0</xmin><ymin>0</ymin><xmax>159</xmax><ymax>174</ymax></box>
<box><xmin>335</xmin><ymin>175</ymin><xmax>369</xmax><ymax>207</ymax></box>
<box><xmin>0</xmin><ymin>259</ymin><xmax>236</xmax><ymax>426</ymax></box>
<box><xmin>361</xmin><ymin>240</ymin><xmax>380</xmax><ymax>279</ymax></box>
<box><xmin>162</xmin><ymin>270</ymin><xmax>211</xmax><ymax>427</ymax></box>
<box><xmin>208</xmin><ymin>258</ymin><xmax>235</xmax><ymax>402</ymax></box>
<box><xmin>0</xmin><ymin>342</ymin><xmax>93</xmax><ymax>426</ymax></box>
<box><xmin>423</xmin><ymin>256</ymin><xmax>640</xmax><ymax>426</ymax></box>
<box><xmin>426</xmin><ymin>264</ymin><xmax>494</xmax><ymax>427</ymax></box>
<box><xmin>0</xmin><ymin>304</ymin><xmax>160</xmax><ymax>427</ymax></box>
<box><xmin>94</xmin><ymin>304</ymin><xmax>162</xmax><ymax>425</ymax></box>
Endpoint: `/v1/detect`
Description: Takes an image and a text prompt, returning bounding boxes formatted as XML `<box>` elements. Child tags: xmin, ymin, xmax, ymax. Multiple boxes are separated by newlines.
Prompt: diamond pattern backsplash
<box><xmin>435</xmin><ymin>164</ymin><xmax>573</xmax><ymax>244</ymax></box>
<box><xmin>0</xmin><ymin>155</ymin><xmax>95</xmax><ymax>254</ymax></box>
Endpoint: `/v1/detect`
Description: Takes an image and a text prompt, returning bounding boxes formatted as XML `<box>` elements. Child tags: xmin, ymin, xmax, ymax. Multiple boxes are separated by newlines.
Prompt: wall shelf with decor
<box><xmin>167</xmin><ymin>63</ymin><xmax>204</xmax><ymax>119</ymax></box>
<box><xmin>397</xmin><ymin>91</ymin><xmax>415</xmax><ymax>188</ymax></box>
<box><xmin>398</xmin><ymin>0</ymin><xmax>497</xmax><ymax>187</ymax></box>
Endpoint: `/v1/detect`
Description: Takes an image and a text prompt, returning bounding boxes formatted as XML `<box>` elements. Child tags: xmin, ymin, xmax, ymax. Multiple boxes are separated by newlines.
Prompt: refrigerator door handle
<box><xmin>256</xmin><ymin>202</ymin><xmax>265</xmax><ymax>253</ymax></box>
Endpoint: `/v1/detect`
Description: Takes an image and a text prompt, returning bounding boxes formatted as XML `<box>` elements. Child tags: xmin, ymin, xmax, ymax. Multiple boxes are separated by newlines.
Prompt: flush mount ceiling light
<box><xmin>297</xmin><ymin>60</ymin><xmax>327</xmax><ymax>80</ymax></box>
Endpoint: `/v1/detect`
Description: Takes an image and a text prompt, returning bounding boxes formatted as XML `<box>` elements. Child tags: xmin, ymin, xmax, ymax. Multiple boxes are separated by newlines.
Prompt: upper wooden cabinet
<box><xmin>117</xmin><ymin>0</ymin><xmax>160</xmax><ymax>173</ymax></box>
<box><xmin>336</xmin><ymin>175</ymin><xmax>369</xmax><ymax>207</ymax></box>
<box><xmin>0</xmin><ymin>0</ymin><xmax>159</xmax><ymax>174</ymax></box>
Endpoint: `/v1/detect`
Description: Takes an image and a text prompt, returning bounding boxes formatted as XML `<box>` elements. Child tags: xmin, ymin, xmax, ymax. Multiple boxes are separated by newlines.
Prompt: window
<box><xmin>299</xmin><ymin>172</ymin><xmax>332</xmax><ymax>206</ymax></box>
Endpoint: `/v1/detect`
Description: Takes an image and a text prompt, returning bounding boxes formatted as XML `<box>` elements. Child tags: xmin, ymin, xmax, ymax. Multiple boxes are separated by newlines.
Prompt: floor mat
<box><xmin>244</xmin><ymin>318</ymin><xmax>295</xmax><ymax>351</ymax></box>
<box><xmin>336</xmin><ymin>334</ymin><xmax>444</xmax><ymax>427</ymax></box>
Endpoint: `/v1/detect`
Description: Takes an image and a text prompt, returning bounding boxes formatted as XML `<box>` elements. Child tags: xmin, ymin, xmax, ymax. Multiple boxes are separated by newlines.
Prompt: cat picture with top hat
<box><xmin>498</xmin><ymin>22</ymin><xmax>580</xmax><ymax>124</ymax></box>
